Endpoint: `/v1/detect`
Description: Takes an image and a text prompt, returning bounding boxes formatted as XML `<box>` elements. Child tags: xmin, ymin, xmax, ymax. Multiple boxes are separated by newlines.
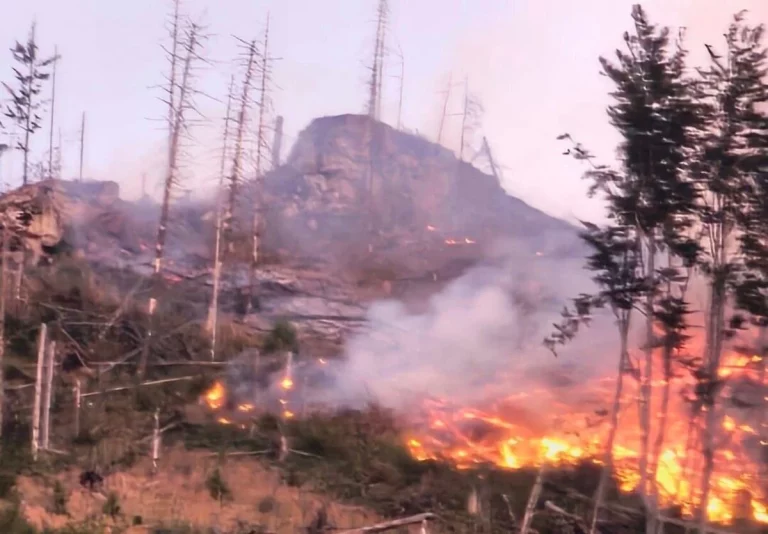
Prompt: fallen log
<box><xmin>335</xmin><ymin>512</ymin><xmax>436</xmax><ymax>533</ymax></box>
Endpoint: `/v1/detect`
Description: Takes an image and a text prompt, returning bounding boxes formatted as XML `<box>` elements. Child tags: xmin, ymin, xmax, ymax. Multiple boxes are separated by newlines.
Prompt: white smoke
<box><xmin>326</xmin><ymin>234</ymin><xmax>620</xmax><ymax>411</ymax></box>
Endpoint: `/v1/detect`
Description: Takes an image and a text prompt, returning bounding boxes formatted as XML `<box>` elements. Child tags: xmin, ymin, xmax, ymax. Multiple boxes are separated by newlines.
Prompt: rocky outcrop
<box><xmin>259</xmin><ymin>114</ymin><xmax>581</xmax><ymax>261</ymax></box>
<box><xmin>0</xmin><ymin>179</ymin><xmax>143</xmax><ymax>265</ymax></box>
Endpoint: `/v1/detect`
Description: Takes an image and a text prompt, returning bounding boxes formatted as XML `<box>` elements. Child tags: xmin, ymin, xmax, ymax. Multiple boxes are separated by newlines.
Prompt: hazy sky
<box><xmin>2</xmin><ymin>0</ymin><xmax>768</xmax><ymax>224</ymax></box>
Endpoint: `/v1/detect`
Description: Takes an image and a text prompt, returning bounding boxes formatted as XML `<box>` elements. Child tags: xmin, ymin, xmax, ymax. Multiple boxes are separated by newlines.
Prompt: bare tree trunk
<box><xmin>367</xmin><ymin>0</ymin><xmax>387</xmax><ymax>120</ymax></box>
<box><xmin>78</xmin><ymin>112</ymin><xmax>85</xmax><ymax>182</ymax></box>
<box><xmin>520</xmin><ymin>464</ymin><xmax>546</xmax><ymax>534</ymax></box>
<box><xmin>459</xmin><ymin>77</ymin><xmax>469</xmax><ymax>162</ymax></box>
<box><xmin>224</xmin><ymin>40</ymin><xmax>259</xmax><ymax>242</ymax></box>
<box><xmin>41</xmin><ymin>340</ymin><xmax>55</xmax><ymax>450</ymax></box>
<box><xmin>73</xmin><ymin>378</ymin><xmax>81</xmax><ymax>437</ymax></box>
<box><xmin>207</xmin><ymin>75</ymin><xmax>235</xmax><ymax>361</ymax></box>
<box><xmin>640</xmin><ymin>235</ymin><xmax>656</xmax><ymax>533</ymax></box>
<box><xmin>437</xmin><ymin>73</ymin><xmax>452</xmax><ymax>145</ymax></box>
<box><xmin>271</xmin><ymin>115</ymin><xmax>283</xmax><ymax>168</ymax></box>
<box><xmin>151</xmin><ymin>408</ymin><xmax>161</xmax><ymax>473</ymax></box>
<box><xmin>32</xmin><ymin>323</ymin><xmax>47</xmax><ymax>461</ymax></box>
<box><xmin>140</xmin><ymin>23</ymin><xmax>200</xmax><ymax>378</ymax></box>
<box><xmin>246</xmin><ymin>16</ymin><xmax>271</xmax><ymax>316</ymax></box>
<box><xmin>47</xmin><ymin>46</ymin><xmax>59</xmax><ymax>178</ymax></box>
<box><xmin>698</xmin><ymin>279</ymin><xmax>726</xmax><ymax>533</ymax></box>
<box><xmin>590</xmin><ymin>315</ymin><xmax>631</xmax><ymax>534</ymax></box>
<box><xmin>0</xmin><ymin>225</ymin><xmax>8</xmax><ymax>443</ymax></box>
<box><xmin>396</xmin><ymin>45</ymin><xmax>404</xmax><ymax>130</ymax></box>
<box><xmin>167</xmin><ymin>0</ymin><xmax>181</xmax><ymax>142</ymax></box>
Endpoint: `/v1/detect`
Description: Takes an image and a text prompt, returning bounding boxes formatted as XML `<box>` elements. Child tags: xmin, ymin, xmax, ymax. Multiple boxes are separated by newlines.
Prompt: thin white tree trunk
<box><xmin>590</xmin><ymin>315</ymin><xmax>630</xmax><ymax>534</ymax></box>
<box><xmin>0</xmin><ymin>224</ymin><xmax>8</xmax><ymax>442</ymax></box>
<box><xmin>151</xmin><ymin>408</ymin><xmax>161</xmax><ymax>472</ymax></box>
<box><xmin>520</xmin><ymin>464</ymin><xmax>546</xmax><ymax>534</ymax></box>
<box><xmin>246</xmin><ymin>16</ymin><xmax>271</xmax><ymax>315</ymax></box>
<box><xmin>73</xmin><ymin>378</ymin><xmax>81</xmax><ymax>437</ymax></box>
<box><xmin>41</xmin><ymin>340</ymin><xmax>56</xmax><ymax>450</ymax></box>
<box><xmin>207</xmin><ymin>75</ymin><xmax>235</xmax><ymax>361</ymax></box>
<box><xmin>32</xmin><ymin>323</ymin><xmax>47</xmax><ymax>460</ymax></box>
<box><xmin>641</xmin><ymin>235</ymin><xmax>656</xmax><ymax>532</ymax></box>
<box><xmin>140</xmin><ymin>23</ymin><xmax>200</xmax><ymax>378</ymax></box>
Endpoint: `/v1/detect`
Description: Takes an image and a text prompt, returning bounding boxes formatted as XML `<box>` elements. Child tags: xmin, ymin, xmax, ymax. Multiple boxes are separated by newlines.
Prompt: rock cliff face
<box><xmin>0</xmin><ymin>179</ymin><xmax>144</xmax><ymax>265</ymax></box>
<box><xmin>260</xmin><ymin>114</ymin><xmax>581</xmax><ymax>262</ymax></box>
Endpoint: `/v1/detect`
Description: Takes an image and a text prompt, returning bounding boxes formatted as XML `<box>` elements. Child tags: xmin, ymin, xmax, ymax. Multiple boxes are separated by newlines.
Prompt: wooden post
<box><xmin>41</xmin><ymin>340</ymin><xmax>56</xmax><ymax>450</ymax></box>
<box><xmin>151</xmin><ymin>408</ymin><xmax>161</xmax><ymax>472</ymax></box>
<box><xmin>32</xmin><ymin>323</ymin><xmax>47</xmax><ymax>460</ymax></box>
<box><xmin>73</xmin><ymin>378</ymin><xmax>81</xmax><ymax>437</ymax></box>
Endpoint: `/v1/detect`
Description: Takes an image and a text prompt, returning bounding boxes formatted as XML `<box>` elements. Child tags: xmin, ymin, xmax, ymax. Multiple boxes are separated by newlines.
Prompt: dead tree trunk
<box><xmin>246</xmin><ymin>15</ymin><xmax>272</xmax><ymax>315</ymax></box>
<box><xmin>224</xmin><ymin>39</ymin><xmax>259</xmax><ymax>245</ymax></box>
<box><xmin>0</xmin><ymin>224</ymin><xmax>8</xmax><ymax>442</ymax></box>
<box><xmin>47</xmin><ymin>46</ymin><xmax>59</xmax><ymax>178</ymax></box>
<box><xmin>166</xmin><ymin>0</ymin><xmax>181</xmax><ymax>143</ymax></box>
<box><xmin>41</xmin><ymin>340</ymin><xmax>55</xmax><ymax>450</ymax></box>
<box><xmin>73</xmin><ymin>378</ymin><xmax>81</xmax><ymax>437</ymax></box>
<box><xmin>139</xmin><ymin>22</ymin><xmax>202</xmax><ymax>378</ymax></box>
<box><xmin>520</xmin><ymin>464</ymin><xmax>546</xmax><ymax>534</ymax></box>
<box><xmin>78</xmin><ymin>112</ymin><xmax>85</xmax><ymax>182</ymax></box>
<box><xmin>590</xmin><ymin>314</ymin><xmax>631</xmax><ymax>534</ymax></box>
<box><xmin>459</xmin><ymin>77</ymin><xmax>469</xmax><ymax>162</ymax></box>
<box><xmin>437</xmin><ymin>73</ymin><xmax>452</xmax><ymax>145</ymax></box>
<box><xmin>32</xmin><ymin>323</ymin><xmax>47</xmax><ymax>461</ymax></box>
<box><xmin>366</xmin><ymin>0</ymin><xmax>386</xmax><ymax>120</ymax></box>
<box><xmin>271</xmin><ymin>115</ymin><xmax>283</xmax><ymax>168</ymax></box>
<box><xmin>640</xmin><ymin>234</ymin><xmax>656</xmax><ymax>532</ymax></box>
<box><xmin>207</xmin><ymin>74</ymin><xmax>235</xmax><ymax>361</ymax></box>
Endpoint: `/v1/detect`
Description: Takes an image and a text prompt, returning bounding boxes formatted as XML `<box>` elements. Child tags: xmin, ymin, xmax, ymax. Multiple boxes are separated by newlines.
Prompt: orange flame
<box><xmin>204</xmin><ymin>381</ymin><xmax>226</xmax><ymax>410</ymax></box>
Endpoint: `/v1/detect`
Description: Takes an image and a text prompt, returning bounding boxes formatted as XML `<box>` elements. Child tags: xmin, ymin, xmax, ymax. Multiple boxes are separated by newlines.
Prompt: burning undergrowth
<box><xmin>200</xmin><ymin>237</ymin><xmax>768</xmax><ymax>527</ymax></box>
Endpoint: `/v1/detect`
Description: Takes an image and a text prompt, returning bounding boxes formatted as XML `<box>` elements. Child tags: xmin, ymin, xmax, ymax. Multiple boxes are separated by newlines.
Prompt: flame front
<box><xmin>200</xmin><ymin>350</ymin><xmax>765</xmax><ymax>526</ymax></box>
<box><xmin>406</xmin><ymin>350</ymin><xmax>766</xmax><ymax>526</ymax></box>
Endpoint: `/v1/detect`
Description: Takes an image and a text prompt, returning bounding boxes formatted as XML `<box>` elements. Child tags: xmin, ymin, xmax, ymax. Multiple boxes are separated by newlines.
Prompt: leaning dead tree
<box><xmin>206</xmin><ymin>74</ymin><xmax>235</xmax><ymax>360</ymax></box>
<box><xmin>223</xmin><ymin>38</ymin><xmax>259</xmax><ymax>246</ymax></box>
<box><xmin>140</xmin><ymin>18</ymin><xmax>206</xmax><ymax>378</ymax></box>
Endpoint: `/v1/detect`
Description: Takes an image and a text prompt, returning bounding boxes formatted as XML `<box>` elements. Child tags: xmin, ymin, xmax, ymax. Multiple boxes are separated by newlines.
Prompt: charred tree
<box><xmin>271</xmin><ymin>115</ymin><xmax>283</xmax><ymax>168</ymax></box>
<box><xmin>140</xmin><ymin>19</ymin><xmax>205</xmax><ymax>378</ymax></box>
<box><xmin>224</xmin><ymin>38</ymin><xmax>259</xmax><ymax>246</ymax></box>
<box><xmin>78</xmin><ymin>112</ymin><xmax>85</xmax><ymax>181</ymax></box>
<box><xmin>47</xmin><ymin>46</ymin><xmax>59</xmax><ymax>178</ymax></box>
<box><xmin>246</xmin><ymin>14</ymin><xmax>274</xmax><ymax>315</ymax></box>
<box><xmin>0</xmin><ymin>220</ymin><xmax>8</xmax><ymax>442</ymax></box>
<box><xmin>207</xmin><ymin>74</ymin><xmax>235</xmax><ymax>360</ymax></box>
<box><xmin>366</xmin><ymin>0</ymin><xmax>388</xmax><ymax>120</ymax></box>
<box><xmin>3</xmin><ymin>23</ymin><xmax>58</xmax><ymax>184</ymax></box>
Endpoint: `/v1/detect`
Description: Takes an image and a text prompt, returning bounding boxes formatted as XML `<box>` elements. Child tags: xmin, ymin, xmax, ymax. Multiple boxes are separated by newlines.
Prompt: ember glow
<box><xmin>199</xmin><ymin>349</ymin><xmax>765</xmax><ymax>526</ymax></box>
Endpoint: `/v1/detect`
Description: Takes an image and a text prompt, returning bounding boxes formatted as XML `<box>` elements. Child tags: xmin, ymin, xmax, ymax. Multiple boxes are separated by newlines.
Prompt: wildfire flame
<box><xmin>204</xmin><ymin>381</ymin><xmax>225</xmax><ymax>410</ymax></box>
<box><xmin>200</xmin><ymin>349</ymin><xmax>765</xmax><ymax>526</ymax></box>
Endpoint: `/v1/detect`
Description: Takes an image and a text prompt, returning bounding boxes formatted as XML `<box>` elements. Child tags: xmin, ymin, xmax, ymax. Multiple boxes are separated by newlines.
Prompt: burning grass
<box><xmin>175</xmin><ymin>404</ymin><xmax>629</xmax><ymax>533</ymax></box>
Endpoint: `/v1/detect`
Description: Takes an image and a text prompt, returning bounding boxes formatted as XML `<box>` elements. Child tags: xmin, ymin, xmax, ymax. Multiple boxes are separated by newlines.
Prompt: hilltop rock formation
<box><xmin>259</xmin><ymin>114</ymin><xmax>582</xmax><ymax>263</ymax></box>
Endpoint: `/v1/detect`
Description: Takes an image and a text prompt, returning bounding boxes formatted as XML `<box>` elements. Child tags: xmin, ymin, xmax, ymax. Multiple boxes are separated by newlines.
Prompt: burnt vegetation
<box><xmin>0</xmin><ymin>2</ymin><xmax>766</xmax><ymax>534</ymax></box>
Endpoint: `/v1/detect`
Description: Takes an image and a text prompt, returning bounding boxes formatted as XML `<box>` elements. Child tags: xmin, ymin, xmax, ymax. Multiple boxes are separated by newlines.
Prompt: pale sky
<box><xmin>2</xmin><ymin>0</ymin><xmax>767</xmax><ymax>224</ymax></box>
